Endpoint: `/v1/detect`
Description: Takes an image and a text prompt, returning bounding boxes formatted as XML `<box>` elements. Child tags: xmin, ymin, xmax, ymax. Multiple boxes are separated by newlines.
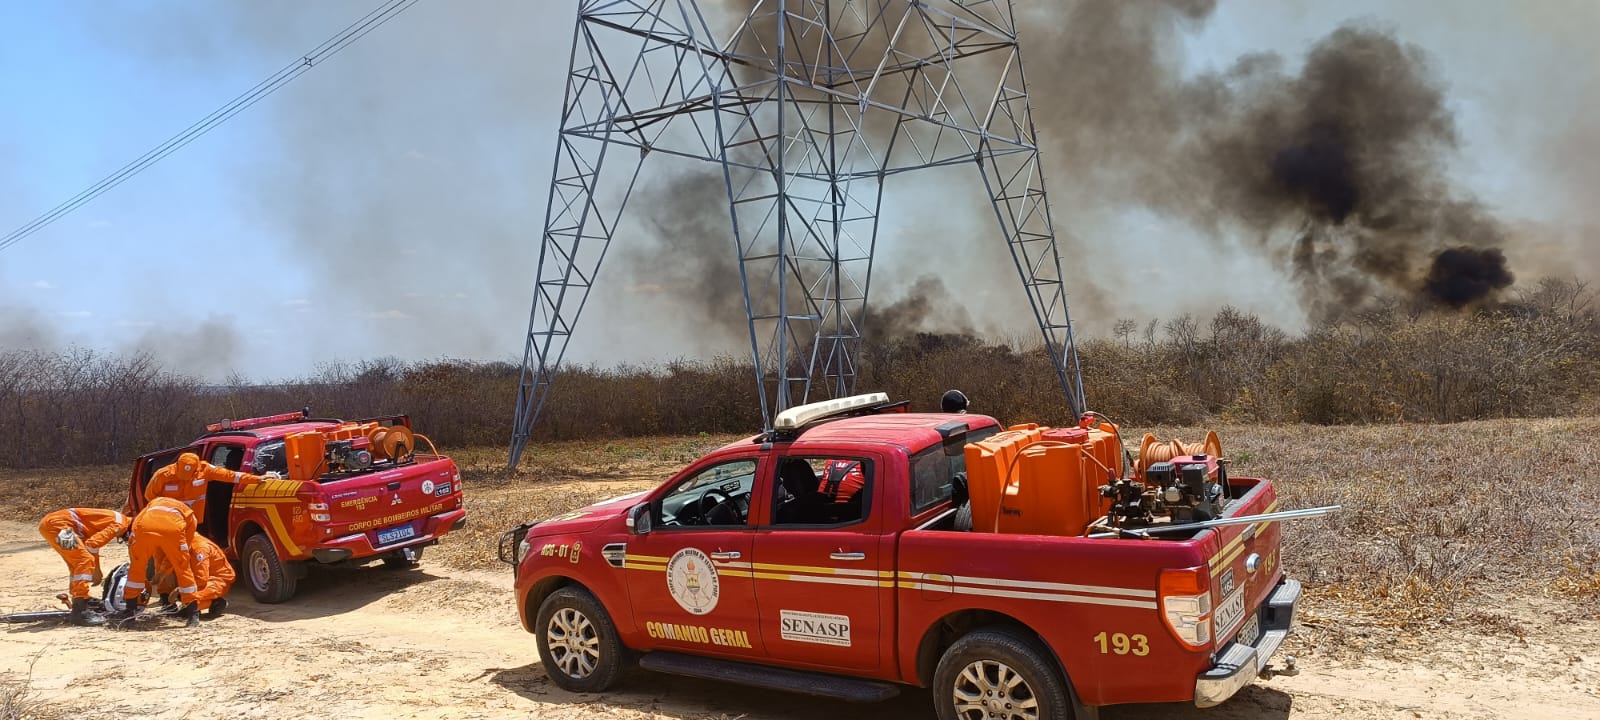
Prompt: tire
<box><xmin>953</xmin><ymin>502</ymin><xmax>973</xmax><ymax>532</ymax></box>
<box><xmin>242</xmin><ymin>533</ymin><xmax>298</xmax><ymax>604</ymax></box>
<box><xmin>933</xmin><ymin>627</ymin><xmax>1073</xmax><ymax>720</ymax></box>
<box><xmin>535</xmin><ymin>586</ymin><xmax>627</xmax><ymax>693</ymax></box>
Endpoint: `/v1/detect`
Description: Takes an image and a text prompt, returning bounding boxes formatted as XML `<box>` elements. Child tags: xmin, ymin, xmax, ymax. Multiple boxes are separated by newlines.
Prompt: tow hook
<box><xmin>1259</xmin><ymin>655</ymin><xmax>1298</xmax><ymax>679</ymax></box>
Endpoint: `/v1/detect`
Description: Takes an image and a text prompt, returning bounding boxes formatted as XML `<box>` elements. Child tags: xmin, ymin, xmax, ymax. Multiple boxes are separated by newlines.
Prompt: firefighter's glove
<box><xmin>56</xmin><ymin>529</ymin><xmax>79</xmax><ymax>550</ymax></box>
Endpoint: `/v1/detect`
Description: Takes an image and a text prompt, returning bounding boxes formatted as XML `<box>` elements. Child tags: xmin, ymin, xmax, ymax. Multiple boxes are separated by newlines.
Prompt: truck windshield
<box><xmin>910</xmin><ymin>426</ymin><xmax>998</xmax><ymax>514</ymax></box>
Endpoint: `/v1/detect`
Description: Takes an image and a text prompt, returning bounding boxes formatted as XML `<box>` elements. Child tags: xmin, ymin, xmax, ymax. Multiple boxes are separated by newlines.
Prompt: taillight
<box><xmin>1160</xmin><ymin>565</ymin><xmax>1213</xmax><ymax>650</ymax></box>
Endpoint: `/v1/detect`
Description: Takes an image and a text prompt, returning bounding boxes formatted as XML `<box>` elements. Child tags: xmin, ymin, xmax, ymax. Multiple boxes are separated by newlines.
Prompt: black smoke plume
<box><xmin>1025</xmin><ymin>2</ymin><xmax>1518</xmax><ymax>317</ymax></box>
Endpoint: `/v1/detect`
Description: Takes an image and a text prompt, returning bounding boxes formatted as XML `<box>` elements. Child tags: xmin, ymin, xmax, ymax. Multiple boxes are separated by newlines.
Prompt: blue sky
<box><xmin>2</xmin><ymin>1</ymin><xmax>1595</xmax><ymax>381</ymax></box>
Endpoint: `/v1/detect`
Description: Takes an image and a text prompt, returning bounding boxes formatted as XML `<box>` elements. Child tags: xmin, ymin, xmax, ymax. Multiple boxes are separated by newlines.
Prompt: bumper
<box><xmin>310</xmin><ymin>509</ymin><xmax>468</xmax><ymax>564</ymax></box>
<box><xmin>1194</xmin><ymin>578</ymin><xmax>1301</xmax><ymax>708</ymax></box>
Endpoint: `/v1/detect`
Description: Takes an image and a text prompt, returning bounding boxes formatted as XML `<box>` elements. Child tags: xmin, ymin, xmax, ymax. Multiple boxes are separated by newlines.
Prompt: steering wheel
<box><xmin>698</xmin><ymin>489</ymin><xmax>736</xmax><ymax>525</ymax></box>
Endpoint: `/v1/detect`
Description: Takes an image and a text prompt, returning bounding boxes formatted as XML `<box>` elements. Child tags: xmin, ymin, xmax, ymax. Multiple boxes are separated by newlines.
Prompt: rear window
<box><xmin>250</xmin><ymin>440</ymin><xmax>288</xmax><ymax>475</ymax></box>
<box><xmin>910</xmin><ymin>426</ymin><xmax>998</xmax><ymax>514</ymax></box>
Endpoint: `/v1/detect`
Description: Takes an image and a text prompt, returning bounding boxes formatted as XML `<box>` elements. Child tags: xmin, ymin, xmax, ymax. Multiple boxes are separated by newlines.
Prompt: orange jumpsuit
<box><xmin>39</xmin><ymin>508</ymin><xmax>130</xmax><ymax>599</ymax></box>
<box><xmin>820</xmin><ymin>460</ymin><xmax>866</xmax><ymax>503</ymax></box>
<box><xmin>143</xmin><ymin>452</ymin><xmax>266</xmax><ymax>518</ymax></box>
<box><xmin>154</xmin><ymin>534</ymin><xmax>234</xmax><ymax>612</ymax></box>
<box><xmin>123</xmin><ymin>497</ymin><xmax>201</xmax><ymax>607</ymax></box>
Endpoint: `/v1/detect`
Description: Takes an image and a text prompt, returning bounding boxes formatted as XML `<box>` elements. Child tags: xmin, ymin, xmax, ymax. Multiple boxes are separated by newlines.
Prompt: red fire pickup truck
<box><xmin>499</xmin><ymin>394</ymin><xmax>1300</xmax><ymax>719</ymax></box>
<box><xmin>127</xmin><ymin>410</ymin><xmax>467</xmax><ymax>603</ymax></box>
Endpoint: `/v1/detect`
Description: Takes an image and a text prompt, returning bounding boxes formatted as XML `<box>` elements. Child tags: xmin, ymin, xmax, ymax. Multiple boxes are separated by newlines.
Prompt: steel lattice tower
<box><xmin>509</xmin><ymin>0</ymin><xmax>1085</xmax><ymax>467</ymax></box>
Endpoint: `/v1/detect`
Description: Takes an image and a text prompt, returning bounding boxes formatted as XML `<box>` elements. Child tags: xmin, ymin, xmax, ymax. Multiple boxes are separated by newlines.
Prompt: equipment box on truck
<box><xmin>500</xmin><ymin>394</ymin><xmax>1322</xmax><ymax>719</ymax></box>
<box><xmin>128</xmin><ymin>410</ymin><xmax>467</xmax><ymax>603</ymax></box>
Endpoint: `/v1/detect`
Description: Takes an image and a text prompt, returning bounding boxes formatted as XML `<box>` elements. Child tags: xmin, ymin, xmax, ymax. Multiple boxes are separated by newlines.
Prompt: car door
<box><xmin>624</xmin><ymin>456</ymin><xmax>767</xmax><ymax>659</ymax></box>
<box><xmin>128</xmin><ymin>444</ymin><xmax>200</xmax><ymax>513</ymax></box>
<box><xmin>751</xmin><ymin>453</ymin><xmax>886</xmax><ymax>674</ymax></box>
<box><xmin>200</xmin><ymin>441</ymin><xmax>250</xmax><ymax>544</ymax></box>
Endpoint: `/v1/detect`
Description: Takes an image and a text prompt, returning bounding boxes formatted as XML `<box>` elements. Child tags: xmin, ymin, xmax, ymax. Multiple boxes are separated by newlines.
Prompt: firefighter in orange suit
<box><xmin>143</xmin><ymin>452</ymin><xmax>271</xmax><ymax>518</ymax></box>
<box><xmin>38</xmin><ymin>508</ymin><xmax>131</xmax><ymax>626</ymax></box>
<box><xmin>113</xmin><ymin>497</ymin><xmax>203</xmax><ymax>626</ymax></box>
<box><xmin>153</xmin><ymin>534</ymin><xmax>235</xmax><ymax>619</ymax></box>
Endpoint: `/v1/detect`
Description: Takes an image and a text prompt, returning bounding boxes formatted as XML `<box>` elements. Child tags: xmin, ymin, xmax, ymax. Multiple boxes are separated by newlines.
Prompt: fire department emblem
<box><xmin>665</xmin><ymin>548</ymin><xmax>720</xmax><ymax>615</ymax></box>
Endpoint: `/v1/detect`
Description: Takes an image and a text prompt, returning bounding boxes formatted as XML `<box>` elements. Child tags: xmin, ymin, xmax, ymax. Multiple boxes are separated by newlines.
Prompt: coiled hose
<box><xmin>1136</xmin><ymin>431</ymin><xmax>1223</xmax><ymax>477</ymax></box>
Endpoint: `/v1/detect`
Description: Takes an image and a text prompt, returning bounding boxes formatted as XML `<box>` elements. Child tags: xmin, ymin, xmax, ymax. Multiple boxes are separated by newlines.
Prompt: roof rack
<box><xmin>762</xmin><ymin>393</ymin><xmax>909</xmax><ymax>442</ymax></box>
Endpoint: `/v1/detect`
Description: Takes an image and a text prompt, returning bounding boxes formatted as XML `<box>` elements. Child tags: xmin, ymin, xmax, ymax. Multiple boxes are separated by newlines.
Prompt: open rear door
<box><xmin>127</xmin><ymin>445</ymin><xmax>200</xmax><ymax>514</ymax></box>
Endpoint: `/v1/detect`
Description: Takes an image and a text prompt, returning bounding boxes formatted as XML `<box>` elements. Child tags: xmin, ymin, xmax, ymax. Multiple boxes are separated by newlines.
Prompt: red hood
<box><xmin>528</xmin><ymin>488</ymin><xmax>648</xmax><ymax>535</ymax></box>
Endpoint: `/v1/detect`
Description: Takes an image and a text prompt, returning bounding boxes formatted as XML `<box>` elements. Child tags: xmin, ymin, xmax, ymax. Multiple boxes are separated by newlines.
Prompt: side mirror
<box><xmin>626</xmin><ymin>503</ymin><xmax>653</xmax><ymax>535</ymax></box>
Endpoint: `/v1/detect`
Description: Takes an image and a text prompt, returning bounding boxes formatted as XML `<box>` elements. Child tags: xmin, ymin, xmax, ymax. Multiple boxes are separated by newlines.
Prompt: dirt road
<box><xmin>1</xmin><ymin>519</ymin><xmax>1595</xmax><ymax>720</ymax></box>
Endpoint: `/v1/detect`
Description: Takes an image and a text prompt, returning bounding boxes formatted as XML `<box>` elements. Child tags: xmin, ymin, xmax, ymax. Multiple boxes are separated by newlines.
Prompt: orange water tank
<box><xmin>1080</xmin><ymin>424</ymin><xmax>1123</xmax><ymax>485</ymax></box>
<box><xmin>963</xmin><ymin>426</ymin><xmax>1044</xmax><ymax>533</ymax></box>
<box><xmin>998</xmin><ymin>441</ymin><xmax>1091</xmax><ymax>536</ymax></box>
<box><xmin>285</xmin><ymin>431</ymin><xmax>328</xmax><ymax>482</ymax></box>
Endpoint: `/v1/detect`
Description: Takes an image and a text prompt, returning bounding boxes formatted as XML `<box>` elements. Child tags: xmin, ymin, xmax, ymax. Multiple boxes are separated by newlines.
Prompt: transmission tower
<box><xmin>509</xmin><ymin>0</ymin><xmax>1085</xmax><ymax>467</ymax></box>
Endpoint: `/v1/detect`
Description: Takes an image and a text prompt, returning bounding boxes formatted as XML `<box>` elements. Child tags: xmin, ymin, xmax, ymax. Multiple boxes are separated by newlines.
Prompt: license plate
<box><xmin>1215</xmin><ymin>586</ymin><xmax>1247</xmax><ymax>636</ymax></box>
<box><xmin>376</xmin><ymin>524</ymin><xmax>417</xmax><ymax>546</ymax></box>
<box><xmin>1236</xmin><ymin>612</ymin><xmax>1261</xmax><ymax>646</ymax></box>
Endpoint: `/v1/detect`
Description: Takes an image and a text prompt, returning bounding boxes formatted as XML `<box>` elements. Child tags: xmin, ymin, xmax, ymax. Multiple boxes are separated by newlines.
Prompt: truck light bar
<box><xmin>772</xmin><ymin>393</ymin><xmax>890</xmax><ymax>430</ymax></box>
<box><xmin>207</xmin><ymin>409</ymin><xmax>310</xmax><ymax>433</ymax></box>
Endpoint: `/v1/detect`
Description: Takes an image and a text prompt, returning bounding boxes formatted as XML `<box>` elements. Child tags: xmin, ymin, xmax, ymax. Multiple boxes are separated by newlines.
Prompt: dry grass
<box><xmin>1</xmin><ymin>655</ymin><xmax>60</xmax><ymax>720</ymax></box>
<box><xmin>1139</xmin><ymin>417</ymin><xmax>1600</xmax><ymax>658</ymax></box>
<box><xmin>0</xmin><ymin>465</ymin><xmax>130</xmax><ymax>522</ymax></box>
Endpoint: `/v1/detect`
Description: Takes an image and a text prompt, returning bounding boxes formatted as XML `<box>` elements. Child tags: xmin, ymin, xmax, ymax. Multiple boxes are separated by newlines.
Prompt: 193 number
<box><xmin>1093</xmin><ymin>632</ymin><xmax>1149</xmax><ymax>656</ymax></box>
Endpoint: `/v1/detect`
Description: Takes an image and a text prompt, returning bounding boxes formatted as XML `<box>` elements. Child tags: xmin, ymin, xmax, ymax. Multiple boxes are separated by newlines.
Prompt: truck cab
<box><xmin>501</xmin><ymin>394</ymin><xmax>1301</xmax><ymax>719</ymax></box>
<box><xmin>128</xmin><ymin>410</ymin><xmax>467</xmax><ymax>603</ymax></box>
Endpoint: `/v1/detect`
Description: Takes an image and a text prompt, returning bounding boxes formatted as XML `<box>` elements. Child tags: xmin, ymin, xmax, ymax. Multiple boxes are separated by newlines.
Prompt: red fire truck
<box><xmin>499</xmin><ymin>394</ymin><xmax>1302</xmax><ymax>719</ymax></box>
<box><xmin>127</xmin><ymin>410</ymin><xmax>466</xmax><ymax>603</ymax></box>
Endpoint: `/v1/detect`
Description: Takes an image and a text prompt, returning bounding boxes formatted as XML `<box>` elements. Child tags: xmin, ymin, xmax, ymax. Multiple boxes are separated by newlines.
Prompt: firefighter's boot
<box><xmin>176</xmin><ymin>601</ymin><xmax>200</xmax><ymax>628</ymax></box>
<box><xmin>202</xmin><ymin>597</ymin><xmax>227</xmax><ymax>620</ymax></box>
<box><xmin>69</xmin><ymin>598</ymin><xmax>106</xmax><ymax>627</ymax></box>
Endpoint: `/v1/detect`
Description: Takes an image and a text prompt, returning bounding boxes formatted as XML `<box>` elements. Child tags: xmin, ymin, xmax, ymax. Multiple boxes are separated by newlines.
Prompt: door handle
<box><xmin>830</xmin><ymin>552</ymin><xmax>866</xmax><ymax>561</ymax></box>
<box><xmin>710</xmin><ymin>551</ymin><xmax>741</xmax><ymax>561</ymax></box>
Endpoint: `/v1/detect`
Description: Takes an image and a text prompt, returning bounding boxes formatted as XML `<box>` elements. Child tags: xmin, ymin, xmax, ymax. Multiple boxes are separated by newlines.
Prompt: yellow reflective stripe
<box><xmin>1210</xmin><ymin>500</ymin><xmax>1279</xmax><ymax>560</ymax></box>
<box><xmin>750</xmin><ymin>571</ymin><xmax>880</xmax><ymax>588</ymax></box>
<box><xmin>1210</xmin><ymin>500</ymin><xmax>1280</xmax><ymax>576</ymax></box>
<box><xmin>1212</xmin><ymin>543</ymin><xmax>1250</xmax><ymax>577</ymax></box>
<box><xmin>624</xmin><ymin>553</ymin><xmax>670</xmax><ymax>563</ymax></box>
<box><xmin>255</xmin><ymin>506</ymin><xmax>302</xmax><ymax>557</ymax></box>
<box><xmin>239</xmin><ymin>479</ymin><xmax>300</xmax><ymax>498</ymax></box>
<box><xmin>747</xmin><ymin>561</ymin><xmax>882</xmax><ymax>578</ymax></box>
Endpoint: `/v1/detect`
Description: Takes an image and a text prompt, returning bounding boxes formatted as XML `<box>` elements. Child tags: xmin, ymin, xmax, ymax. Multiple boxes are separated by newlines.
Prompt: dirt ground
<box><xmin>0</xmin><ymin>517</ymin><xmax>1594</xmax><ymax>720</ymax></box>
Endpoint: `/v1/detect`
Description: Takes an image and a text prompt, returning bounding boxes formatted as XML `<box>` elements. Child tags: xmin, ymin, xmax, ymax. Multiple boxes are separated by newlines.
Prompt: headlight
<box><xmin>517</xmin><ymin>539</ymin><xmax>531</xmax><ymax>563</ymax></box>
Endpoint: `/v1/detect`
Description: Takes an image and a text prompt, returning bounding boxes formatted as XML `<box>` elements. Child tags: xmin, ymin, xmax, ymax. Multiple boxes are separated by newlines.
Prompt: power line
<box><xmin>0</xmin><ymin>0</ymin><xmax>423</xmax><ymax>254</ymax></box>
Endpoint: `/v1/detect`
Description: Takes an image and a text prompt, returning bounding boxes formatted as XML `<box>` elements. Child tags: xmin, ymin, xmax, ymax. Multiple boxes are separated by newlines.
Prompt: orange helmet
<box><xmin>174</xmin><ymin>452</ymin><xmax>202</xmax><ymax>480</ymax></box>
